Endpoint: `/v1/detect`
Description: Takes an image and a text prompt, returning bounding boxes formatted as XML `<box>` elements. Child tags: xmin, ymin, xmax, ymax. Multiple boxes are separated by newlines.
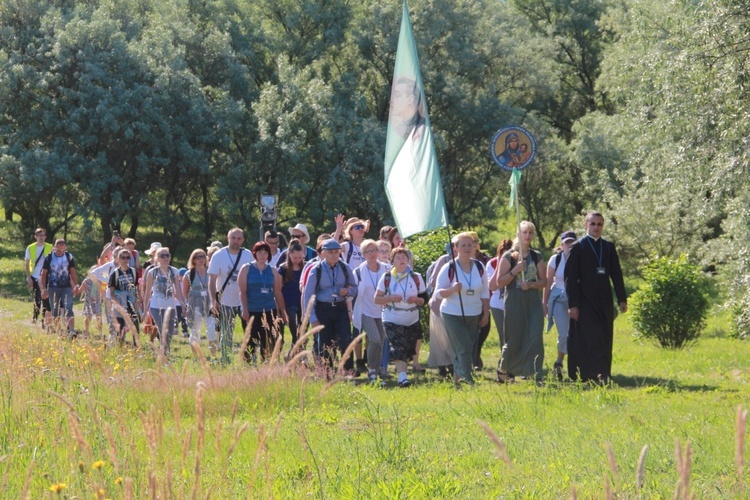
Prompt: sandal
<box><xmin>497</xmin><ymin>370</ymin><xmax>515</xmax><ymax>383</ymax></box>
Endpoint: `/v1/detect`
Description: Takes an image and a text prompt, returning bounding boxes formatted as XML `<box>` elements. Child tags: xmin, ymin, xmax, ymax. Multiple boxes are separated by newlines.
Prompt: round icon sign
<box><xmin>490</xmin><ymin>126</ymin><xmax>536</xmax><ymax>172</ymax></box>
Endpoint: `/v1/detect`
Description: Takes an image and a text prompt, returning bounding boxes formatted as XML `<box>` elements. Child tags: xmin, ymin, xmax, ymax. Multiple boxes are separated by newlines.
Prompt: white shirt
<box><xmin>353</xmin><ymin>262</ymin><xmax>387</xmax><ymax>320</ymax></box>
<box><xmin>436</xmin><ymin>259</ymin><xmax>489</xmax><ymax>316</ymax></box>
<box><xmin>269</xmin><ymin>248</ymin><xmax>283</xmax><ymax>267</ymax></box>
<box><xmin>208</xmin><ymin>248</ymin><xmax>253</xmax><ymax>307</ymax></box>
<box><xmin>377</xmin><ymin>270</ymin><xmax>426</xmax><ymax>326</ymax></box>
<box><xmin>342</xmin><ymin>241</ymin><xmax>366</xmax><ymax>270</ymax></box>
<box><xmin>90</xmin><ymin>261</ymin><xmax>116</xmax><ymax>299</ymax></box>
<box><xmin>547</xmin><ymin>253</ymin><xmax>567</xmax><ymax>291</ymax></box>
<box><xmin>486</xmin><ymin>259</ymin><xmax>505</xmax><ymax>310</ymax></box>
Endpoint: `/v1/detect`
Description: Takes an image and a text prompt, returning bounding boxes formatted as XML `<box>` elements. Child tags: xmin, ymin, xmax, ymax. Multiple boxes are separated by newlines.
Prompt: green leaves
<box><xmin>630</xmin><ymin>255</ymin><xmax>711</xmax><ymax>349</ymax></box>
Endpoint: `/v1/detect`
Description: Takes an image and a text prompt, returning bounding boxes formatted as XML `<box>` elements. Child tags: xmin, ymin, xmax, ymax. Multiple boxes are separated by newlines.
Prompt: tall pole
<box><xmin>513</xmin><ymin>177</ymin><xmax>525</xmax><ymax>281</ymax></box>
<box><xmin>445</xmin><ymin>226</ymin><xmax>467</xmax><ymax>325</ymax></box>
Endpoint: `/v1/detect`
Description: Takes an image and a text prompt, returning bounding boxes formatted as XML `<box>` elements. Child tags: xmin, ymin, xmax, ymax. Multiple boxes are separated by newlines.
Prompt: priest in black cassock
<box><xmin>564</xmin><ymin>211</ymin><xmax>627</xmax><ymax>383</ymax></box>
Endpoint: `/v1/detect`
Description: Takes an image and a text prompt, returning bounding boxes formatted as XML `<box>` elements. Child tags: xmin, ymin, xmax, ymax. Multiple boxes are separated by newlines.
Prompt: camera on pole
<box><xmin>259</xmin><ymin>194</ymin><xmax>277</xmax><ymax>240</ymax></box>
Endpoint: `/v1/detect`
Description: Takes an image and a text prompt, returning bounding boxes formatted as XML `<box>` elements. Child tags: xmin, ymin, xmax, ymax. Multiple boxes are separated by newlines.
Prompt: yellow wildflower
<box><xmin>49</xmin><ymin>483</ymin><xmax>67</xmax><ymax>493</ymax></box>
<box><xmin>78</xmin><ymin>460</ymin><xmax>85</xmax><ymax>472</ymax></box>
<box><xmin>115</xmin><ymin>477</ymin><xmax>124</xmax><ymax>485</ymax></box>
<box><xmin>92</xmin><ymin>460</ymin><xmax>106</xmax><ymax>470</ymax></box>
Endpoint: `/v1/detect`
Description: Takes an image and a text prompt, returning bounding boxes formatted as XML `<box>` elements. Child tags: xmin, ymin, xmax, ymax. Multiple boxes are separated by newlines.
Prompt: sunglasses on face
<box><xmin>352</xmin><ymin>225</ymin><xmax>365</xmax><ymax>230</ymax></box>
<box><xmin>194</xmin><ymin>255</ymin><xmax>206</xmax><ymax>260</ymax></box>
<box><xmin>159</xmin><ymin>253</ymin><xmax>170</xmax><ymax>258</ymax></box>
<box><xmin>119</xmin><ymin>255</ymin><xmax>131</xmax><ymax>260</ymax></box>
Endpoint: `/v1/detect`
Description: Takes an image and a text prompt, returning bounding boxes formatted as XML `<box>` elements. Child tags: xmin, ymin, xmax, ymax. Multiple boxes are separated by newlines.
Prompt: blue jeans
<box><xmin>314</xmin><ymin>301</ymin><xmax>353</xmax><ymax>371</ymax></box>
<box><xmin>49</xmin><ymin>287</ymin><xmax>74</xmax><ymax>318</ymax></box>
<box><xmin>150</xmin><ymin>307</ymin><xmax>176</xmax><ymax>356</ymax></box>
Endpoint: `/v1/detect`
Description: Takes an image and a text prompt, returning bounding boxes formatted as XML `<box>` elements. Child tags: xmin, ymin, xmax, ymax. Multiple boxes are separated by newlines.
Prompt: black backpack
<box><xmin>314</xmin><ymin>260</ymin><xmax>352</xmax><ymax>292</ymax></box>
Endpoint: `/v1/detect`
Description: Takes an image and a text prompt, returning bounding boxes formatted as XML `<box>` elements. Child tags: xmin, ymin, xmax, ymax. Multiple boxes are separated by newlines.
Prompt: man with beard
<box><xmin>209</xmin><ymin>228</ymin><xmax>253</xmax><ymax>363</ymax></box>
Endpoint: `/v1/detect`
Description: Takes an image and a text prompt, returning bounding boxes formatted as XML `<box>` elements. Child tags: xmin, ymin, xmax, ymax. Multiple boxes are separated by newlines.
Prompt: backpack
<box><xmin>383</xmin><ymin>270</ymin><xmax>421</xmax><ymax>292</ymax></box>
<box><xmin>45</xmin><ymin>251</ymin><xmax>72</xmax><ymax>267</ymax></box>
<box><xmin>553</xmin><ymin>251</ymin><xmax>563</xmax><ymax>270</ymax></box>
<box><xmin>447</xmin><ymin>258</ymin><xmax>484</xmax><ymax>282</ymax></box>
<box><xmin>345</xmin><ymin>242</ymin><xmax>355</xmax><ymax>264</ymax></box>
<box><xmin>488</xmin><ymin>256</ymin><xmax>498</xmax><ymax>272</ymax></box>
<box><xmin>383</xmin><ymin>270</ymin><xmax>429</xmax><ymax>303</ymax></box>
<box><xmin>314</xmin><ymin>260</ymin><xmax>352</xmax><ymax>292</ymax></box>
<box><xmin>115</xmin><ymin>267</ymin><xmax>137</xmax><ymax>290</ymax></box>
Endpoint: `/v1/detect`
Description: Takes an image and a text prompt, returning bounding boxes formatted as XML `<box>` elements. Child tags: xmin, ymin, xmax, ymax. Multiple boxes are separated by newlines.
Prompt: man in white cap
<box><xmin>277</xmin><ymin>223</ymin><xmax>317</xmax><ymax>263</ymax></box>
<box><xmin>209</xmin><ymin>227</ymin><xmax>253</xmax><ymax>363</ymax></box>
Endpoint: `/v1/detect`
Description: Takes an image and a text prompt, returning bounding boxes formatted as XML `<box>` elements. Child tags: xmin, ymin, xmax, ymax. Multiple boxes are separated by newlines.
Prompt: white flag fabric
<box><xmin>384</xmin><ymin>1</ymin><xmax>448</xmax><ymax>239</ymax></box>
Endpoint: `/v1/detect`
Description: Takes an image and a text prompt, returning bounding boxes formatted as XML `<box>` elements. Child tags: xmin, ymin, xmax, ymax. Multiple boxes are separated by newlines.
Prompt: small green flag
<box><xmin>384</xmin><ymin>1</ymin><xmax>448</xmax><ymax>239</ymax></box>
<box><xmin>508</xmin><ymin>169</ymin><xmax>522</xmax><ymax>208</ymax></box>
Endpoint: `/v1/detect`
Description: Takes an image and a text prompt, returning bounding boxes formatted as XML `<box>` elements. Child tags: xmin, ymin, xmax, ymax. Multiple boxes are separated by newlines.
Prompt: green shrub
<box><xmin>406</xmin><ymin>227</ymin><xmax>456</xmax><ymax>342</ymax></box>
<box><xmin>406</xmin><ymin>227</ymin><xmax>455</xmax><ymax>278</ymax></box>
<box><xmin>629</xmin><ymin>255</ymin><xmax>711</xmax><ymax>349</ymax></box>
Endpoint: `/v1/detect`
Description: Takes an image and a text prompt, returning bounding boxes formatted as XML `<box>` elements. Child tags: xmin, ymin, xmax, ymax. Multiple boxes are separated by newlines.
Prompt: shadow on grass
<box><xmin>610</xmin><ymin>374</ymin><xmax>718</xmax><ymax>392</ymax></box>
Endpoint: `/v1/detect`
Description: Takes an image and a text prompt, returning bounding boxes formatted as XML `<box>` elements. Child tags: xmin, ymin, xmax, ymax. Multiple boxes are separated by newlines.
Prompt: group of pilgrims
<box><xmin>25</xmin><ymin>211</ymin><xmax>627</xmax><ymax>386</ymax></box>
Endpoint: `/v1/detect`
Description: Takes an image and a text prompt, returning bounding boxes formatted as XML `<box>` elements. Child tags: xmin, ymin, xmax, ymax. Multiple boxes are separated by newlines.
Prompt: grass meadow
<box><xmin>0</xmin><ymin>226</ymin><xmax>748</xmax><ymax>498</ymax></box>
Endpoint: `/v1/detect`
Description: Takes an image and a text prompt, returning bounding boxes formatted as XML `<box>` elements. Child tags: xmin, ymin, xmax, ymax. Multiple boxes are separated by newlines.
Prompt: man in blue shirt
<box><xmin>303</xmin><ymin>239</ymin><xmax>357</xmax><ymax>374</ymax></box>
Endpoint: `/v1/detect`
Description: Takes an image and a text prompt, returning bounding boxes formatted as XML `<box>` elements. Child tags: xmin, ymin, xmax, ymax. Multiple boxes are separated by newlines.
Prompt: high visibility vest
<box><xmin>27</xmin><ymin>242</ymin><xmax>53</xmax><ymax>274</ymax></box>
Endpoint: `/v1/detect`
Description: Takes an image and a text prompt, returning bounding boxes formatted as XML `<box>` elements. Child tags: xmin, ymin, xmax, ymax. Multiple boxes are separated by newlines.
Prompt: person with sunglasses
<box><xmin>334</xmin><ymin>215</ymin><xmax>371</xmax><ymax>375</ymax></box>
<box><xmin>183</xmin><ymin>249</ymin><xmax>217</xmax><ymax>358</ymax></box>
<box><xmin>565</xmin><ymin>211</ymin><xmax>627</xmax><ymax>384</ymax></box>
<box><xmin>108</xmin><ymin>247</ymin><xmax>140</xmax><ymax>346</ymax></box>
<box><xmin>143</xmin><ymin>247</ymin><xmax>186</xmax><ymax>356</ymax></box>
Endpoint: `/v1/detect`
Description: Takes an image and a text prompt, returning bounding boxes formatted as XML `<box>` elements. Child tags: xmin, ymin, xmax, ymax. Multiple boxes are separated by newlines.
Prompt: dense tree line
<box><xmin>1</xmin><ymin>0</ymin><xmax>749</xmax><ymax>333</ymax></box>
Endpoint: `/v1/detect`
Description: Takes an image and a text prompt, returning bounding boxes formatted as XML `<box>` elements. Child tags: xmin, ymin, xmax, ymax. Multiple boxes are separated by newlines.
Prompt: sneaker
<box><xmin>397</xmin><ymin>379</ymin><xmax>411</xmax><ymax>388</ymax></box>
<box><xmin>369</xmin><ymin>374</ymin><xmax>385</xmax><ymax>387</ymax></box>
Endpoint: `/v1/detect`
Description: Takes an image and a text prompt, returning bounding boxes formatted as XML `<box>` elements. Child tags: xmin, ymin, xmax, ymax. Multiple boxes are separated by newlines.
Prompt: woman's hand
<box><xmin>451</xmin><ymin>282</ymin><xmax>462</xmax><ymax>294</ymax></box>
<box><xmin>390</xmin><ymin>295</ymin><xmax>403</xmax><ymax>303</ymax></box>
<box><xmin>241</xmin><ymin>310</ymin><xmax>250</xmax><ymax>322</ymax></box>
<box><xmin>479</xmin><ymin>310</ymin><xmax>490</xmax><ymax>327</ymax></box>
